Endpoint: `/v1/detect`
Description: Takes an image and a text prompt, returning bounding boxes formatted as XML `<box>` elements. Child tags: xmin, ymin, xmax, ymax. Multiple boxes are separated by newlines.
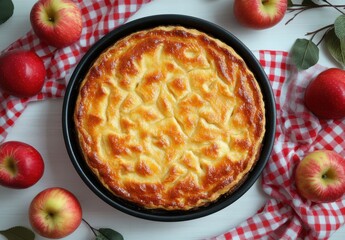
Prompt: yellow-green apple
<box><xmin>30</xmin><ymin>0</ymin><xmax>82</xmax><ymax>48</ymax></box>
<box><xmin>0</xmin><ymin>141</ymin><xmax>44</xmax><ymax>189</ymax></box>
<box><xmin>304</xmin><ymin>68</ymin><xmax>345</xmax><ymax>119</ymax></box>
<box><xmin>233</xmin><ymin>0</ymin><xmax>288</xmax><ymax>29</ymax></box>
<box><xmin>295</xmin><ymin>150</ymin><xmax>345</xmax><ymax>203</ymax></box>
<box><xmin>29</xmin><ymin>187</ymin><xmax>82</xmax><ymax>239</ymax></box>
<box><xmin>0</xmin><ymin>50</ymin><xmax>46</xmax><ymax>98</ymax></box>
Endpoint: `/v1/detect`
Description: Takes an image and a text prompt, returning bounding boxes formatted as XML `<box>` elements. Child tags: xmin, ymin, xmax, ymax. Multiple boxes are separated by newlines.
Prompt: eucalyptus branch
<box><xmin>286</xmin><ymin>2</ymin><xmax>345</xmax><ymax>25</ymax></box>
<box><xmin>288</xmin><ymin>4</ymin><xmax>345</xmax><ymax>11</ymax></box>
<box><xmin>305</xmin><ymin>24</ymin><xmax>334</xmax><ymax>45</ymax></box>
<box><xmin>288</xmin><ymin>1</ymin><xmax>345</xmax><ymax>70</ymax></box>
<box><xmin>323</xmin><ymin>0</ymin><xmax>345</xmax><ymax>15</ymax></box>
<box><xmin>285</xmin><ymin>8</ymin><xmax>306</xmax><ymax>25</ymax></box>
<box><xmin>289</xmin><ymin>4</ymin><xmax>330</xmax><ymax>11</ymax></box>
<box><xmin>82</xmin><ymin>218</ymin><xmax>124</xmax><ymax>240</ymax></box>
<box><xmin>82</xmin><ymin>218</ymin><xmax>98</xmax><ymax>236</ymax></box>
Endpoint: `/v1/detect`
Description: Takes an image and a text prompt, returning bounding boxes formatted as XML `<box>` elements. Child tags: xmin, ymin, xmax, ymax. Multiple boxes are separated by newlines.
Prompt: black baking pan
<box><xmin>62</xmin><ymin>14</ymin><xmax>276</xmax><ymax>222</ymax></box>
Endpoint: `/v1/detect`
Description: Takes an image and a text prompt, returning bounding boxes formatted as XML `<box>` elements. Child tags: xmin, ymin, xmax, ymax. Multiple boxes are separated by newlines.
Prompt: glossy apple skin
<box><xmin>30</xmin><ymin>0</ymin><xmax>82</xmax><ymax>48</ymax></box>
<box><xmin>304</xmin><ymin>68</ymin><xmax>345</xmax><ymax>119</ymax></box>
<box><xmin>295</xmin><ymin>150</ymin><xmax>345</xmax><ymax>203</ymax></box>
<box><xmin>29</xmin><ymin>187</ymin><xmax>82</xmax><ymax>239</ymax></box>
<box><xmin>233</xmin><ymin>0</ymin><xmax>287</xmax><ymax>29</ymax></box>
<box><xmin>0</xmin><ymin>50</ymin><xmax>46</xmax><ymax>98</ymax></box>
<box><xmin>0</xmin><ymin>141</ymin><xmax>44</xmax><ymax>189</ymax></box>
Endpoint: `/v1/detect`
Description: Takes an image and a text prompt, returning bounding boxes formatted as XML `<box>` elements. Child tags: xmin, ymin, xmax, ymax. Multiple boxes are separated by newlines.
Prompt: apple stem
<box><xmin>4</xmin><ymin>157</ymin><xmax>17</xmax><ymax>176</ymax></box>
<box><xmin>44</xmin><ymin>8</ymin><xmax>56</xmax><ymax>23</ymax></box>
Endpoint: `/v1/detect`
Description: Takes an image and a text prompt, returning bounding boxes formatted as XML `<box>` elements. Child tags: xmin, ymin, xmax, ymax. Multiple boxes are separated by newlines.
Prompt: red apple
<box><xmin>0</xmin><ymin>50</ymin><xmax>46</xmax><ymax>98</ymax></box>
<box><xmin>0</xmin><ymin>141</ymin><xmax>44</xmax><ymax>189</ymax></box>
<box><xmin>304</xmin><ymin>68</ymin><xmax>345</xmax><ymax>119</ymax></box>
<box><xmin>233</xmin><ymin>0</ymin><xmax>288</xmax><ymax>30</ymax></box>
<box><xmin>30</xmin><ymin>0</ymin><xmax>83</xmax><ymax>48</ymax></box>
<box><xmin>29</xmin><ymin>187</ymin><xmax>82</xmax><ymax>239</ymax></box>
<box><xmin>295</xmin><ymin>150</ymin><xmax>345</xmax><ymax>203</ymax></box>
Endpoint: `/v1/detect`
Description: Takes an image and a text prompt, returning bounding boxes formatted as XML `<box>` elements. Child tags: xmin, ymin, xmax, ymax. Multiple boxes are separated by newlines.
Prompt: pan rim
<box><xmin>62</xmin><ymin>14</ymin><xmax>276</xmax><ymax>222</ymax></box>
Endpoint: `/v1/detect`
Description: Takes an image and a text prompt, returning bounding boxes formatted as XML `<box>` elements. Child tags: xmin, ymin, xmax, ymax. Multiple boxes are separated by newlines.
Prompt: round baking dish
<box><xmin>62</xmin><ymin>14</ymin><xmax>276</xmax><ymax>222</ymax></box>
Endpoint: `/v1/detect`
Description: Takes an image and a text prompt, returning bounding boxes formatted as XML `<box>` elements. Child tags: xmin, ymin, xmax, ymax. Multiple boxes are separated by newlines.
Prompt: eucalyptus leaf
<box><xmin>290</xmin><ymin>38</ymin><xmax>319</xmax><ymax>70</ymax></box>
<box><xmin>0</xmin><ymin>0</ymin><xmax>14</xmax><ymax>25</ymax></box>
<box><xmin>0</xmin><ymin>226</ymin><xmax>35</xmax><ymax>240</ymax></box>
<box><xmin>96</xmin><ymin>234</ymin><xmax>109</xmax><ymax>240</ymax></box>
<box><xmin>96</xmin><ymin>228</ymin><xmax>124</xmax><ymax>240</ymax></box>
<box><xmin>325</xmin><ymin>28</ymin><xmax>345</xmax><ymax>68</ymax></box>
<box><xmin>334</xmin><ymin>15</ymin><xmax>345</xmax><ymax>40</ymax></box>
<box><xmin>301</xmin><ymin>0</ymin><xmax>319</xmax><ymax>6</ymax></box>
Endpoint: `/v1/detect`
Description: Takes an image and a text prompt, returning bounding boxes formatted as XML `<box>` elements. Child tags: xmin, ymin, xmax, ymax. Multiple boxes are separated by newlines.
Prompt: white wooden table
<box><xmin>0</xmin><ymin>0</ymin><xmax>344</xmax><ymax>239</ymax></box>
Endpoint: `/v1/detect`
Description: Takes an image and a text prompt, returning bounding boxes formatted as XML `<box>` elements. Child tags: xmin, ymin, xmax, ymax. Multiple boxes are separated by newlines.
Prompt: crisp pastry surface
<box><xmin>74</xmin><ymin>26</ymin><xmax>266</xmax><ymax>210</ymax></box>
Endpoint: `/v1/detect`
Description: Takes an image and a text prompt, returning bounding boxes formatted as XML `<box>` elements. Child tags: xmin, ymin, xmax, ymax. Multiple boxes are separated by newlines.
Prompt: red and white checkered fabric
<box><xmin>208</xmin><ymin>51</ymin><xmax>345</xmax><ymax>240</ymax></box>
<box><xmin>1</xmin><ymin>1</ymin><xmax>345</xmax><ymax>239</ymax></box>
<box><xmin>0</xmin><ymin>0</ymin><xmax>152</xmax><ymax>141</ymax></box>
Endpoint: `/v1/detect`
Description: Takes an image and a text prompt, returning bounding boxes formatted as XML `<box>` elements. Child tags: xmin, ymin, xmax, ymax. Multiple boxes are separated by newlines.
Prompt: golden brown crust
<box><xmin>74</xmin><ymin>26</ymin><xmax>265</xmax><ymax>210</ymax></box>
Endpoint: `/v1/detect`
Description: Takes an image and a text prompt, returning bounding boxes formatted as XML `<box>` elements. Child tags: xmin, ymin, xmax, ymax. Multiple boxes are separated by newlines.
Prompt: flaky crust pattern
<box><xmin>74</xmin><ymin>26</ymin><xmax>266</xmax><ymax>210</ymax></box>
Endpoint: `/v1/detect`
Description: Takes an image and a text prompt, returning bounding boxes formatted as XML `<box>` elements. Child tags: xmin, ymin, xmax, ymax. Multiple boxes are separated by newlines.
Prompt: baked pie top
<box><xmin>74</xmin><ymin>26</ymin><xmax>265</xmax><ymax>210</ymax></box>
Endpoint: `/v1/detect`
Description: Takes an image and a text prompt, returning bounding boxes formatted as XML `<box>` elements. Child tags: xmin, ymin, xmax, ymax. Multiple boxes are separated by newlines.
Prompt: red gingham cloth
<box><xmin>1</xmin><ymin>1</ymin><xmax>345</xmax><ymax>239</ymax></box>
<box><xmin>0</xmin><ymin>0</ymin><xmax>152</xmax><ymax>141</ymax></box>
<box><xmin>208</xmin><ymin>51</ymin><xmax>345</xmax><ymax>240</ymax></box>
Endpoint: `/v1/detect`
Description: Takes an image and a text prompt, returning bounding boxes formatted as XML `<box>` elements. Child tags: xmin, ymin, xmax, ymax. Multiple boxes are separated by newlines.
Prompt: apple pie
<box><xmin>74</xmin><ymin>26</ymin><xmax>266</xmax><ymax>210</ymax></box>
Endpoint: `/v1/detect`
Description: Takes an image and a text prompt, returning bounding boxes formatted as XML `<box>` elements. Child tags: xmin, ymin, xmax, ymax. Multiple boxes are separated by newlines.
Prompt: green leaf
<box><xmin>288</xmin><ymin>0</ymin><xmax>319</xmax><ymax>7</ymax></box>
<box><xmin>0</xmin><ymin>226</ymin><xmax>35</xmax><ymax>240</ymax></box>
<box><xmin>301</xmin><ymin>0</ymin><xmax>319</xmax><ymax>6</ymax></box>
<box><xmin>290</xmin><ymin>38</ymin><xmax>319</xmax><ymax>70</ymax></box>
<box><xmin>325</xmin><ymin>27</ymin><xmax>345</xmax><ymax>68</ymax></box>
<box><xmin>0</xmin><ymin>0</ymin><xmax>14</xmax><ymax>25</ymax></box>
<box><xmin>96</xmin><ymin>228</ymin><xmax>124</xmax><ymax>240</ymax></box>
<box><xmin>334</xmin><ymin>15</ymin><xmax>345</xmax><ymax>40</ymax></box>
